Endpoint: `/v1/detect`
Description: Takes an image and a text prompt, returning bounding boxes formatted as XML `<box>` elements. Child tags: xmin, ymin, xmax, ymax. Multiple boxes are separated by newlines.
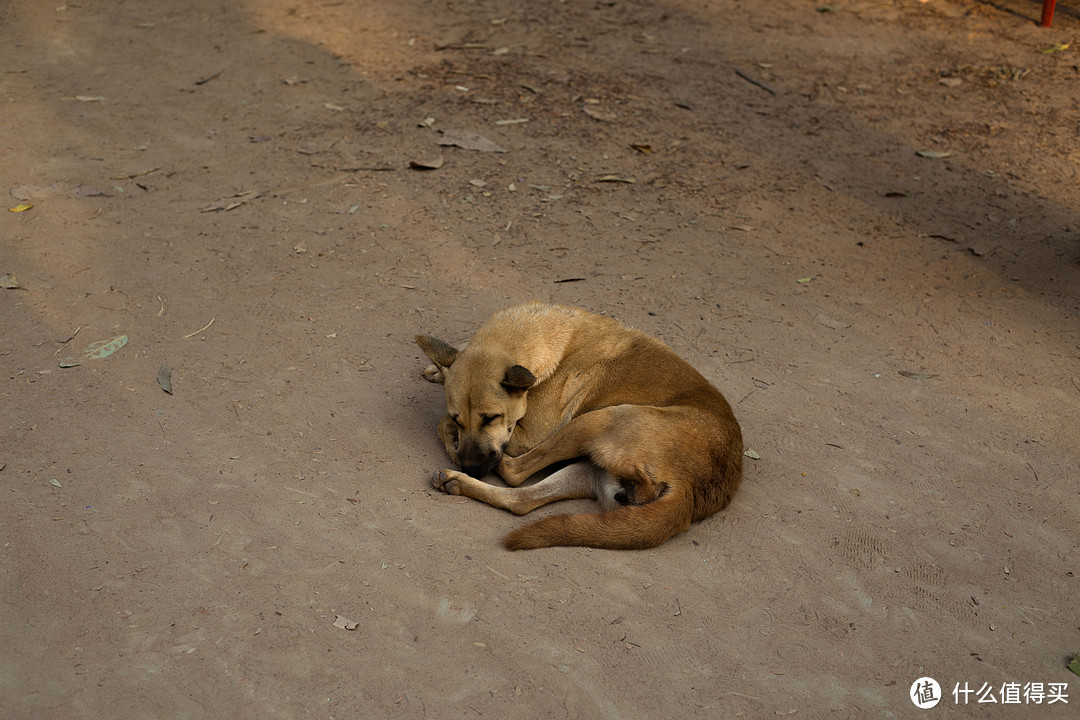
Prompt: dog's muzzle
<box><xmin>459</xmin><ymin>447</ymin><xmax>502</xmax><ymax>479</ymax></box>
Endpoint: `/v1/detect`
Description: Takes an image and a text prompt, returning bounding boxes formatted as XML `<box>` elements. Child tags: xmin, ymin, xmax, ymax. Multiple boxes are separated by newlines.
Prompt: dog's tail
<box><xmin>502</xmin><ymin>484</ymin><xmax>694</xmax><ymax>551</ymax></box>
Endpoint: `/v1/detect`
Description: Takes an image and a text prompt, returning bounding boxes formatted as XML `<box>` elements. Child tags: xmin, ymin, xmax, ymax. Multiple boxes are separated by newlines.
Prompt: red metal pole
<box><xmin>1041</xmin><ymin>0</ymin><xmax>1057</xmax><ymax>27</ymax></box>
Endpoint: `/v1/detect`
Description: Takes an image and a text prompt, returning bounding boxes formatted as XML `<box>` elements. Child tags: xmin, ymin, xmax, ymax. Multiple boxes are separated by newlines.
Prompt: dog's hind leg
<box><xmin>498</xmin><ymin>404</ymin><xmax>696</xmax><ymax>508</ymax></box>
<box><xmin>432</xmin><ymin>461</ymin><xmax>608</xmax><ymax>515</ymax></box>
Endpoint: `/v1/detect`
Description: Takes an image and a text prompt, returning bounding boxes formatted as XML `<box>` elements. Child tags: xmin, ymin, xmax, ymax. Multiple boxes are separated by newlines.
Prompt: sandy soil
<box><xmin>2</xmin><ymin>0</ymin><xmax>1078</xmax><ymax>717</ymax></box>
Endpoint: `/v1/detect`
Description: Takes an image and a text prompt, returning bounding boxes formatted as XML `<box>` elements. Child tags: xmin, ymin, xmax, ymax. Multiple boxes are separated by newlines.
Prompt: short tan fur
<box><xmin>416</xmin><ymin>303</ymin><xmax>743</xmax><ymax>550</ymax></box>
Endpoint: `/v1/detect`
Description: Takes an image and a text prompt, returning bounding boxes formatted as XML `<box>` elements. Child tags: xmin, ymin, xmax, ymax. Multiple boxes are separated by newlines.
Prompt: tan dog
<box><xmin>416</xmin><ymin>303</ymin><xmax>743</xmax><ymax>550</ymax></box>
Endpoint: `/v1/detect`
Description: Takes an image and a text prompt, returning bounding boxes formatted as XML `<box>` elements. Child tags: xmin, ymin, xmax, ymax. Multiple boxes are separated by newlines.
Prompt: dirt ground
<box><xmin>2</xmin><ymin>0</ymin><xmax>1078</xmax><ymax>717</ymax></box>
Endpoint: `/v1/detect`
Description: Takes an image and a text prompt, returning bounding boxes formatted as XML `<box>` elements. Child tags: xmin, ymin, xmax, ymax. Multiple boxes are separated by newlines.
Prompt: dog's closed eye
<box><xmin>480</xmin><ymin>414</ymin><xmax>503</xmax><ymax>427</ymax></box>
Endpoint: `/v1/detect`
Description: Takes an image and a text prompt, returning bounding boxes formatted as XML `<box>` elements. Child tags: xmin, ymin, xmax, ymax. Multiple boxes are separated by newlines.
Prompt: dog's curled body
<box><xmin>417</xmin><ymin>303</ymin><xmax>743</xmax><ymax>550</ymax></box>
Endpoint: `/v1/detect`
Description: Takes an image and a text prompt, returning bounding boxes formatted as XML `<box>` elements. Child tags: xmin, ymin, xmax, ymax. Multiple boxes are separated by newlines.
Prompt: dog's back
<box><xmin>497</xmin><ymin>305</ymin><xmax>743</xmax><ymax>549</ymax></box>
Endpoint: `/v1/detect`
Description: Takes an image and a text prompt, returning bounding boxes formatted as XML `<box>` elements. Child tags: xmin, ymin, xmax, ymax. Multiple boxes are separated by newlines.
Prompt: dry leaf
<box><xmin>333</xmin><ymin>615</ymin><xmax>359</xmax><ymax>631</ymax></box>
<box><xmin>157</xmin><ymin>365</ymin><xmax>174</xmax><ymax>395</ymax></box>
<box><xmin>437</xmin><ymin>130</ymin><xmax>507</xmax><ymax>153</ymax></box>
<box><xmin>916</xmin><ymin>150</ymin><xmax>953</xmax><ymax>159</ymax></box>
<box><xmin>409</xmin><ymin>156</ymin><xmax>445</xmax><ymax>170</ymax></box>
<box><xmin>60</xmin><ymin>335</ymin><xmax>128</xmax><ymax>368</ymax></box>
<box><xmin>582</xmin><ymin>106</ymin><xmax>617</xmax><ymax>122</ymax></box>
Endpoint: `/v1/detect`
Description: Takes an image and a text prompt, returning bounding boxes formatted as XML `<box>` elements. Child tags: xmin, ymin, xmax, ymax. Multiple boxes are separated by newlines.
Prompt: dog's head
<box><xmin>416</xmin><ymin>334</ymin><xmax>536</xmax><ymax>478</ymax></box>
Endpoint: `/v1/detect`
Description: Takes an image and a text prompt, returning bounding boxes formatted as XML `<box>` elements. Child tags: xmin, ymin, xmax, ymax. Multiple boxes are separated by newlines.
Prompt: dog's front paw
<box><xmin>423</xmin><ymin>364</ymin><xmax>446</xmax><ymax>383</ymax></box>
<box><xmin>432</xmin><ymin>469</ymin><xmax>464</xmax><ymax>495</ymax></box>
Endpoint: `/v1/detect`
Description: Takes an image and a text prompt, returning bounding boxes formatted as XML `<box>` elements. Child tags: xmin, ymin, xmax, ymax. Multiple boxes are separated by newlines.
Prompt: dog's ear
<box><xmin>415</xmin><ymin>335</ymin><xmax>460</xmax><ymax>369</ymax></box>
<box><xmin>501</xmin><ymin>364</ymin><xmax>536</xmax><ymax>395</ymax></box>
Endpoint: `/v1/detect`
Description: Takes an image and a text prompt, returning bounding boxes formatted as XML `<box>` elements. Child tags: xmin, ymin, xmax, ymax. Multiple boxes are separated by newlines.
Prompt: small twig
<box><xmin>735</xmin><ymin>69</ymin><xmax>776</xmax><ymax>95</ymax></box>
<box><xmin>156</xmin><ymin>295</ymin><xmax>166</xmax><ymax>318</ymax></box>
<box><xmin>194</xmin><ymin>69</ymin><xmax>224</xmax><ymax>86</ymax></box>
<box><xmin>1027</xmin><ymin>462</ymin><xmax>1040</xmax><ymax>484</ymax></box>
<box><xmin>182</xmin><ymin>318</ymin><xmax>215</xmax><ymax>339</ymax></box>
<box><xmin>53</xmin><ymin>325</ymin><xmax>82</xmax><ymax>356</ymax></box>
<box><xmin>486</xmin><ymin>566</ymin><xmax>511</xmax><ymax>581</ymax></box>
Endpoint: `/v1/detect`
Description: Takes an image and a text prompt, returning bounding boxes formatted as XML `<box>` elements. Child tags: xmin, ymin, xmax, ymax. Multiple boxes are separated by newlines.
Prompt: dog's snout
<box><xmin>457</xmin><ymin>438</ymin><xmax>501</xmax><ymax>478</ymax></box>
<box><xmin>461</xmin><ymin>463</ymin><xmax>487</xmax><ymax>479</ymax></box>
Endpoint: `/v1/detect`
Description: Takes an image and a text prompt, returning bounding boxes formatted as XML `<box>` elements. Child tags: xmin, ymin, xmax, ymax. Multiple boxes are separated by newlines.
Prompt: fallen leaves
<box><xmin>582</xmin><ymin>105</ymin><xmax>618</xmax><ymax>122</ymax></box>
<box><xmin>157</xmin><ymin>365</ymin><xmax>174</xmax><ymax>395</ymax></box>
<box><xmin>332</xmin><ymin>615</ymin><xmax>359</xmax><ymax>631</ymax></box>
<box><xmin>436</xmin><ymin>129</ymin><xmax>507</xmax><ymax>153</ymax></box>
<box><xmin>409</xmin><ymin>156</ymin><xmax>445</xmax><ymax>170</ymax></box>
<box><xmin>59</xmin><ymin>335</ymin><xmax>128</xmax><ymax>368</ymax></box>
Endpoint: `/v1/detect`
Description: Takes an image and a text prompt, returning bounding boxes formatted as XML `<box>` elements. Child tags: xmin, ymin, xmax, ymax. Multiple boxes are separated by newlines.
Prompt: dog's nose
<box><xmin>461</xmin><ymin>464</ymin><xmax>487</xmax><ymax>479</ymax></box>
